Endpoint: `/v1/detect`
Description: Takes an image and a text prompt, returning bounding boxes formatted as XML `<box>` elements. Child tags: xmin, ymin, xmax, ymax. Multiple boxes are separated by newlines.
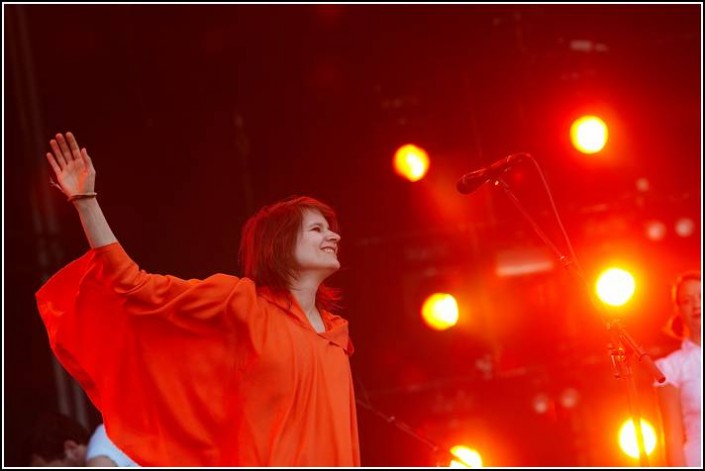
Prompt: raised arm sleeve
<box><xmin>35</xmin><ymin>242</ymin><xmax>258</xmax><ymax>466</ymax></box>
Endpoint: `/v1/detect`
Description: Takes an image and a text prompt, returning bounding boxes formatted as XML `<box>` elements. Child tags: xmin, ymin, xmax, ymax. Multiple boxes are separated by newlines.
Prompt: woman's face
<box><xmin>676</xmin><ymin>278</ymin><xmax>701</xmax><ymax>342</ymax></box>
<box><xmin>293</xmin><ymin>209</ymin><xmax>341</xmax><ymax>277</ymax></box>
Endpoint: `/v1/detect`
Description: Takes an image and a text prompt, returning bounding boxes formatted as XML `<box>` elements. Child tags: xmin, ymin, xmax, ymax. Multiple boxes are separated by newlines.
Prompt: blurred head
<box><xmin>22</xmin><ymin>412</ymin><xmax>90</xmax><ymax>466</ymax></box>
<box><xmin>240</xmin><ymin>196</ymin><xmax>341</xmax><ymax>310</ymax></box>
<box><xmin>665</xmin><ymin>270</ymin><xmax>701</xmax><ymax>344</ymax></box>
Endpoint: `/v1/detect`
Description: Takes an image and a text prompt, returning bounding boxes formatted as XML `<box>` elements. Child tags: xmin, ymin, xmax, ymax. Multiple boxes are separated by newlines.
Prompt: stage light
<box><xmin>559</xmin><ymin>387</ymin><xmax>580</xmax><ymax>409</ymax></box>
<box><xmin>449</xmin><ymin>445</ymin><xmax>483</xmax><ymax>468</ymax></box>
<box><xmin>531</xmin><ymin>393</ymin><xmax>552</xmax><ymax>414</ymax></box>
<box><xmin>644</xmin><ymin>220</ymin><xmax>667</xmax><ymax>241</ymax></box>
<box><xmin>674</xmin><ymin>217</ymin><xmax>695</xmax><ymax>237</ymax></box>
<box><xmin>595</xmin><ymin>268</ymin><xmax>635</xmax><ymax>307</ymax></box>
<box><xmin>394</xmin><ymin>144</ymin><xmax>430</xmax><ymax>182</ymax></box>
<box><xmin>635</xmin><ymin>177</ymin><xmax>650</xmax><ymax>192</ymax></box>
<box><xmin>421</xmin><ymin>293</ymin><xmax>459</xmax><ymax>330</ymax></box>
<box><xmin>570</xmin><ymin>115</ymin><xmax>608</xmax><ymax>154</ymax></box>
<box><xmin>618</xmin><ymin>418</ymin><xmax>657</xmax><ymax>459</ymax></box>
<box><xmin>495</xmin><ymin>247</ymin><xmax>555</xmax><ymax>277</ymax></box>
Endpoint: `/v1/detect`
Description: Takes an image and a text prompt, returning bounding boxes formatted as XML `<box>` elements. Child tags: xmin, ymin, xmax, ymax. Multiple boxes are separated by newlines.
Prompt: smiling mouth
<box><xmin>322</xmin><ymin>248</ymin><xmax>337</xmax><ymax>254</ymax></box>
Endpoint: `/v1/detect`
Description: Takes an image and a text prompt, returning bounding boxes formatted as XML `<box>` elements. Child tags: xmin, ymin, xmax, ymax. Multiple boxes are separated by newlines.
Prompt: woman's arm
<box><xmin>47</xmin><ymin>132</ymin><xmax>117</xmax><ymax>248</ymax></box>
<box><xmin>656</xmin><ymin>384</ymin><xmax>687</xmax><ymax>466</ymax></box>
<box><xmin>42</xmin><ymin>132</ymin><xmax>250</xmax><ymax>323</ymax></box>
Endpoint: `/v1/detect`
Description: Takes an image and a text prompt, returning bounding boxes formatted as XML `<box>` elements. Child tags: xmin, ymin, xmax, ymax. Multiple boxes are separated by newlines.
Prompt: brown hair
<box><xmin>21</xmin><ymin>412</ymin><xmax>90</xmax><ymax>465</ymax></box>
<box><xmin>239</xmin><ymin>195</ymin><xmax>341</xmax><ymax>311</ymax></box>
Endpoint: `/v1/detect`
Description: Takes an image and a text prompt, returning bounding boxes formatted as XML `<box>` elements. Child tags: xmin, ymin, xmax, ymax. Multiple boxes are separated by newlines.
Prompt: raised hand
<box><xmin>45</xmin><ymin>132</ymin><xmax>116</xmax><ymax>247</ymax></box>
<box><xmin>46</xmin><ymin>132</ymin><xmax>96</xmax><ymax>198</ymax></box>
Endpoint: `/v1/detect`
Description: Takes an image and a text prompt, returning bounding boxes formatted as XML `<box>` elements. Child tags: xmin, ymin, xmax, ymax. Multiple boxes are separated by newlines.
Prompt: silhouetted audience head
<box><xmin>21</xmin><ymin>412</ymin><xmax>90</xmax><ymax>466</ymax></box>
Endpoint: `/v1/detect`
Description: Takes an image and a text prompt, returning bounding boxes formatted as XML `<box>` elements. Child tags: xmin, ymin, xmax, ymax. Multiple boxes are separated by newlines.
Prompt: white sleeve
<box><xmin>654</xmin><ymin>353</ymin><xmax>680</xmax><ymax>388</ymax></box>
<box><xmin>86</xmin><ymin>424</ymin><xmax>140</xmax><ymax>467</ymax></box>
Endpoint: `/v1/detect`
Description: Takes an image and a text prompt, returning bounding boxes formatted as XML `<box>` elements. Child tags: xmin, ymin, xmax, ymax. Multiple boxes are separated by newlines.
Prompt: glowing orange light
<box><xmin>394</xmin><ymin>144</ymin><xmax>430</xmax><ymax>182</ymax></box>
<box><xmin>421</xmin><ymin>293</ymin><xmax>459</xmax><ymax>330</ymax></box>
<box><xmin>571</xmin><ymin>115</ymin><xmax>608</xmax><ymax>154</ymax></box>
<box><xmin>449</xmin><ymin>445</ymin><xmax>483</xmax><ymax>468</ymax></box>
<box><xmin>644</xmin><ymin>220</ymin><xmax>667</xmax><ymax>241</ymax></box>
<box><xmin>618</xmin><ymin>418</ymin><xmax>657</xmax><ymax>459</ymax></box>
<box><xmin>675</xmin><ymin>217</ymin><xmax>695</xmax><ymax>237</ymax></box>
<box><xmin>595</xmin><ymin>268</ymin><xmax>635</xmax><ymax>307</ymax></box>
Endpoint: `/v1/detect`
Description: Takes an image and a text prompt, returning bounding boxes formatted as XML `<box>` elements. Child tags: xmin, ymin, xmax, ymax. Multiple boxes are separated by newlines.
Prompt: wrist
<box><xmin>68</xmin><ymin>192</ymin><xmax>97</xmax><ymax>202</ymax></box>
<box><xmin>71</xmin><ymin>195</ymin><xmax>99</xmax><ymax>209</ymax></box>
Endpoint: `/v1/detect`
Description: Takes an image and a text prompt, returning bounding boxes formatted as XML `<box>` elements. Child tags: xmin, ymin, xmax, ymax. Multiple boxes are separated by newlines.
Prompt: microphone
<box><xmin>456</xmin><ymin>152</ymin><xmax>528</xmax><ymax>195</ymax></box>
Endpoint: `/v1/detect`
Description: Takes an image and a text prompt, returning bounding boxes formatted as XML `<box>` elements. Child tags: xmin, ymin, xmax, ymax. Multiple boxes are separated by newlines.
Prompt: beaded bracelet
<box><xmin>67</xmin><ymin>192</ymin><xmax>98</xmax><ymax>202</ymax></box>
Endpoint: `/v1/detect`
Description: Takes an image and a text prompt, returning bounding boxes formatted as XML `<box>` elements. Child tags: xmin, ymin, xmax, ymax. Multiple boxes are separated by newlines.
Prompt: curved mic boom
<box><xmin>456</xmin><ymin>152</ymin><xmax>529</xmax><ymax>195</ymax></box>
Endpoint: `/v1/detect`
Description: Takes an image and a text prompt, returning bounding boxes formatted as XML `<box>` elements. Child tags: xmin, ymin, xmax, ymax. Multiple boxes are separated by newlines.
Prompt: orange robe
<box><xmin>35</xmin><ymin>242</ymin><xmax>360</xmax><ymax>467</ymax></box>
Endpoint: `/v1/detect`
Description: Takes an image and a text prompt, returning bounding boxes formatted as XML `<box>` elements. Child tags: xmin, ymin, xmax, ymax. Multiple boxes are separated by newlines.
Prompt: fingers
<box><xmin>49</xmin><ymin>132</ymin><xmax>87</xmax><ymax>169</ymax></box>
<box><xmin>46</xmin><ymin>152</ymin><xmax>62</xmax><ymax>175</ymax></box>
<box><xmin>49</xmin><ymin>139</ymin><xmax>67</xmax><ymax>167</ymax></box>
<box><xmin>55</xmin><ymin>133</ymin><xmax>74</xmax><ymax>164</ymax></box>
<box><xmin>81</xmin><ymin>148</ymin><xmax>93</xmax><ymax>169</ymax></box>
<box><xmin>66</xmin><ymin>132</ymin><xmax>83</xmax><ymax>163</ymax></box>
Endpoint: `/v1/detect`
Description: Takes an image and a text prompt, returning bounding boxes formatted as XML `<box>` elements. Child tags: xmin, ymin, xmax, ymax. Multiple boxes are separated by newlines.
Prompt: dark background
<box><xmin>4</xmin><ymin>3</ymin><xmax>701</xmax><ymax>466</ymax></box>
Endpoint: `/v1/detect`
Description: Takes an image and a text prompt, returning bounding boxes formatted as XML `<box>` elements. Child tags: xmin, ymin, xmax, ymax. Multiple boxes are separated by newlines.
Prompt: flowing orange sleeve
<box><xmin>35</xmin><ymin>242</ymin><xmax>257</xmax><ymax>466</ymax></box>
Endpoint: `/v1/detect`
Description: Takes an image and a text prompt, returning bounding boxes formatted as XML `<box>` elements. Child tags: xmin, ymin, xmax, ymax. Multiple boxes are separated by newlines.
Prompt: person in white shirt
<box><xmin>86</xmin><ymin>423</ymin><xmax>138</xmax><ymax>467</ymax></box>
<box><xmin>654</xmin><ymin>270</ymin><xmax>701</xmax><ymax>467</ymax></box>
<box><xmin>23</xmin><ymin>413</ymin><xmax>137</xmax><ymax>467</ymax></box>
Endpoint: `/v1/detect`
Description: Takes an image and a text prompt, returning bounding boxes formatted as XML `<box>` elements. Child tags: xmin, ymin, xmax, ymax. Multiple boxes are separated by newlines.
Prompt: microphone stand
<box><xmin>355</xmin><ymin>398</ymin><xmax>471</xmax><ymax>467</ymax></box>
<box><xmin>489</xmin><ymin>173</ymin><xmax>664</xmax><ymax>467</ymax></box>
